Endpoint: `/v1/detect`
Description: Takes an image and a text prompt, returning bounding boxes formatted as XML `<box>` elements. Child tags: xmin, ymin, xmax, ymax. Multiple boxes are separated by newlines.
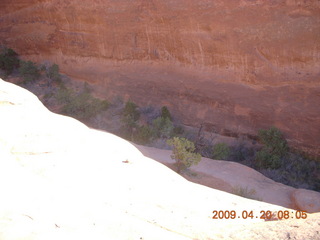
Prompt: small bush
<box><xmin>167</xmin><ymin>137</ymin><xmax>201</xmax><ymax>173</ymax></box>
<box><xmin>19</xmin><ymin>60</ymin><xmax>40</xmax><ymax>83</ymax></box>
<box><xmin>46</xmin><ymin>63</ymin><xmax>61</xmax><ymax>84</ymax></box>
<box><xmin>258</xmin><ymin>126</ymin><xmax>288</xmax><ymax>157</ymax></box>
<box><xmin>55</xmin><ymin>87</ymin><xmax>109</xmax><ymax>120</ymax></box>
<box><xmin>255</xmin><ymin>126</ymin><xmax>288</xmax><ymax>169</ymax></box>
<box><xmin>134</xmin><ymin>125</ymin><xmax>154</xmax><ymax>144</ymax></box>
<box><xmin>255</xmin><ymin>148</ymin><xmax>281</xmax><ymax>169</ymax></box>
<box><xmin>152</xmin><ymin>116</ymin><xmax>174</xmax><ymax>138</ymax></box>
<box><xmin>212</xmin><ymin>142</ymin><xmax>231</xmax><ymax>160</ymax></box>
<box><xmin>55</xmin><ymin>87</ymin><xmax>70</xmax><ymax>103</ymax></box>
<box><xmin>120</xmin><ymin>101</ymin><xmax>140</xmax><ymax>140</ymax></box>
<box><xmin>0</xmin><ymin>47</ymin><xmax>20</xmax><ymax>75</ymax></box>
<box><xmin>161</xmin><ymin>106</ymin><xmax>172</xmax><ymax>121</ymax></box>
<box><xmin>122</xmin><ymin>101</ymin><xmax>140</xmax><ymax>126</ymax></box>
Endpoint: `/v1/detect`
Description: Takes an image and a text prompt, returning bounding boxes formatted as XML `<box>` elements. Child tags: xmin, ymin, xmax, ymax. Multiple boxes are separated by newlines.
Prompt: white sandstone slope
<box><xmin>136</xmin><ymin>145</ymin><xmax>320</xmax><ymax>213</ymax></box>
<box><xmin>0</xmin><ymin>79</ymin><xmax>319</xmax><ymax>240</ymax></box>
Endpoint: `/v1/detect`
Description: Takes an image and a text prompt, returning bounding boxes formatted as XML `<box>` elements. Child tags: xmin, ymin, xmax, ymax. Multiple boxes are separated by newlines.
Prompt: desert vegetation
<box><xmin>0</xmin><ymin>47</ymin><xmax>20</xmax><ymax>75</ymax></box>
<box><xmin>167</xmin><ymin>137</ymin><xmax>201</xmax><ymax>173</ymax></box>
<box><xmin>19</xmin><ymin>60</ymin><xmax>40</xmax><ymax>83</ymax></box>
<box><xmin>1</xmin><ymin>45</ymin><xmax>319</xmax><ymax>192</ymax></box>
<box><xmin>212</xmin><ymin>142</ymin><xmax>231</xmax><ymax>160</ymax></box>
<box><xmin>0</xmin><ymin>46</ymin><xmax>109</xmax><ymax>121</ymax></box>
<box><xmin>55</xmin><ymin>84</ymin><xmax>109</xmax><ymax>120</ymax></box>
<box><xmin>118</xmin><ymin>100</ymin><xmax>178</xmax><ymax>144</ymax></box>
<box><xmin>45</xmin><ymin>63</ymin><xmax>62</xmax><ymax>86</ymax></box>
<box><xmin>255</xmin><ymin>126</ymin><xmax>288</xmax><ymax>169</ymax></box>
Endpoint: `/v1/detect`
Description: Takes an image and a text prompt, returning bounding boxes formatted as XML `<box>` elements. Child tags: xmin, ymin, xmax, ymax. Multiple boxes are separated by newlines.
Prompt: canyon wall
<box><xmin>0</xmin><ymin>0</ymin><xmax>319</xmax><ymax>156</ymax></box>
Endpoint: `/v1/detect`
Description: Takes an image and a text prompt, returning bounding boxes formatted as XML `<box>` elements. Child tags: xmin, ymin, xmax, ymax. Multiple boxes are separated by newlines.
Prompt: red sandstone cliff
<box><xmin>0</xmin><ymin>0</ymin><xmax>319</xmax><ymax>156</ymax></box>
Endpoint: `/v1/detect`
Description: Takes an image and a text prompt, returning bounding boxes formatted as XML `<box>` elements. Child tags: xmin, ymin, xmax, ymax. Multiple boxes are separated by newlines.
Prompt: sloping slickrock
<box><xmin>291</xmin><ymin>189</ymin><xmax>320</xmax><ymax>213</ymax></box>
<box><xmin>0</xmin><ymin>79</ymin><xmax>319</xmax><ymax>239</ymax></box>
<box><xmin>137</xmin><ymin>145</ymin><xmax>320</xmax><ymax>212</ymax></box>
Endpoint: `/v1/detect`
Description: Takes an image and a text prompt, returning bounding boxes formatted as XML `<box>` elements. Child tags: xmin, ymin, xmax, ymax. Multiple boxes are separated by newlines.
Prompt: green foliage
<box><xmin>255</xmin><ymin>126</ymin><xmax>288</xmax><ymax>169</ymax></box>
<box><xmin>134</xmin><ymin>125</ymin><xmax>154</xmax><ymax>145</ymax></box>
<box><xmin>167</xmin><ymin>137</ymin><xmax>201</xmax><ymax>173</ymax></box>
<box><xmin>0</xmin><ymin>47</ymin><xmax>20</xmax><ymax>75</ymax></box>
<box><xmin>258</xmin><ymin>126</ymin><xmax>288</xmax><ymax>157</ymax></box>
<box><xmin>55</xmin><ymin>87</ymin><xmax>109</xmax><ymax>120</ymax></box>
<box><xmin>55</xmin><ymin>87</ymin><xmax>70</xmax><ymax>103</ymax></box>
<box><xmin>152</xmin><ymin>116</ymin><xmax>174</xmax><ymax>138</ymax></box>
<box><xmin>46</xmin><ymin>63</ymin><xmax>61</xmax><ymax>83</ymax></box>
<box><xmin>120</xmin><ymin>101</ymin><xmax>140</xmax><ymax>140</ymax></box>
<box><xmin>160</xmin><ymin>106</ymin><xmax>172</xmax><ymax>121</ymax></box>
<box><xmin>19</xmin><ymin>60</ymin><xmax>40</xmax><ymax>83</ymax></box>
<box><xmin>255</xmin><ymin>149</ymin><xmax>281</xmax><ymax>169</ymax></box>
<box><xmin>212</xmin><ymin>142</ymin><xmax>231</xmax><ymax>160</ymax></box>
<box><xmin>122</xmin><ymin>101</ymin><xmax>140</xmax><ymax>126</ymax></box>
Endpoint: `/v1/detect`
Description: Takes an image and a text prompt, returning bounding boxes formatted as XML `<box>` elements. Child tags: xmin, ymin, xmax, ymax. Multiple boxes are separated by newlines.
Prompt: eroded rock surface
<box><xmin>0</xmin><ymin>0</ymin><xmax>319</xmax><ymax>156</ymax></box>
<box><xmin>291</xmin><ymin>189</ymin><xmax>320</xmax><ymax>213</ymax></box>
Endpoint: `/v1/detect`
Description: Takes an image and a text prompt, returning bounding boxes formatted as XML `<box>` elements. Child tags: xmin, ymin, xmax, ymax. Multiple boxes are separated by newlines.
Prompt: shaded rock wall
<box><xmin>0</xmin><ymin>0</ymin><xmax>319</xmax><ymax>156</ymax></box>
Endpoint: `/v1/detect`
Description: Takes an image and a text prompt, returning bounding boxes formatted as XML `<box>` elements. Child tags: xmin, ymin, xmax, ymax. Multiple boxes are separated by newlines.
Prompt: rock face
<box><xmin>0</xmin><ymin>0</ymin><xmax>320</xmax><ymax>156</ymax></box>
<box><xmin>1</xmin><ymin>78</ymin><xmax>320</xmax><ymax>239</ymax></box>
<box><xmin>291</xmin><ymin>189</ymin><xmax>320</xmax><ymax>213</ymax></box>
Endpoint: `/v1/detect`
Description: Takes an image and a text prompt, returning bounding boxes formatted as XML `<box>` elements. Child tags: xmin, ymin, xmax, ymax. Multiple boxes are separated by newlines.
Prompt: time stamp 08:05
<box><xmin>212</xmin><ymin>210</ymin><xmax>308</xmax><ymax>220</ymax></box>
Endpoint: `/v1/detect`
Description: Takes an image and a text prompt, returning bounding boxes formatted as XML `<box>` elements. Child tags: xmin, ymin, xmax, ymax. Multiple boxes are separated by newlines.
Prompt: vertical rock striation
<box><xmin>0</xmin><ymin>0</ymin><xmax>319</xmax><ymax>156</ymax></box>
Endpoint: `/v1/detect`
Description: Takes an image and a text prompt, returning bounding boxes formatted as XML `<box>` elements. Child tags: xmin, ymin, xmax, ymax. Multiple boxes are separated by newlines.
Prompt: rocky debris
<box><xmin>0</xmin><ymin>79</ymin><xmax>319</xmax><ymax>239</ymax></box>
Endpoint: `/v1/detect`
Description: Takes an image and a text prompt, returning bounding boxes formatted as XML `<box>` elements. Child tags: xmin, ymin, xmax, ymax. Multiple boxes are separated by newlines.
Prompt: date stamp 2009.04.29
<box><xmin>212</xmin><ymin>210</ymin><xmax>307</xmax><ymax>221</ymax></box>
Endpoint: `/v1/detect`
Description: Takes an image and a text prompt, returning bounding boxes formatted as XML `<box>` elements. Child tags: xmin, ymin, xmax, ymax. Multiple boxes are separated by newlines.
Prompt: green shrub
<box><xmin>19</xmin><ymin>60</ymin><xmax>40</xmax><ymax>83</ymax></box>
<box><xmin>258</xmin><ymin>126</ymin><xmax>288</xmax><ymax>157</ymax></box>
<box><xmin>152</xmin><ymin>116</ymin><xmax>174</xmax><ymax>138</ymax></box>
<box><xmin>255</xmin><ymin>126</ymin><xmax>288</xmax><ymax>169</ymax></box>
<box><xmin>120</xmin><ymin>101</ymin><xmax>140</xmax><ymax>140</ymax></box>
<box><xmin>134</xmin><ymin>125</ymin><xmax>154</xmax><ymax>144</ymax></box>
<box><xmin>255</xmin><ymin>149</ymin><xmax>281</xmax><ymax>169</ymax></box>
<box><xmin>167</xmin><ymin>137</ymin><xmax>201</xmax><ymax>173</ymax></box>
<box><xmin>46</xmin><ymin>63</ymin><xmax>61</xmax><ymax>84</ymax></box>
<box><xmin>55</xmin><ymin>87</ymin><xmax>71</xmax><ymax>103</ymax></box>
<box><xmin>122</xmin><ymin>101</ymin><xmax>140</xmax><ymax>126</ymax></box>
<box><xmin>161</xmin><ymin>106</ymin><xmax>172</xmax><ymax>121</ymax></box>
<box><xmin>212</xmin><ymin>142</ymin><xmax>231</xmax><ymax>160</ymax></box>
<box><xmin>0</xmin><ymin>47</ymin><xmax>18</xmax><ymax>70</ymax></box>
<box><xmin>0</xmin><ymin>47</ymin><xmax>20</xmax><ymax>75</ymax></box>
<box><xmin>55</xmin><ymin>87</ymin><xmax>109</xmax><ymax>120</ymax></box>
